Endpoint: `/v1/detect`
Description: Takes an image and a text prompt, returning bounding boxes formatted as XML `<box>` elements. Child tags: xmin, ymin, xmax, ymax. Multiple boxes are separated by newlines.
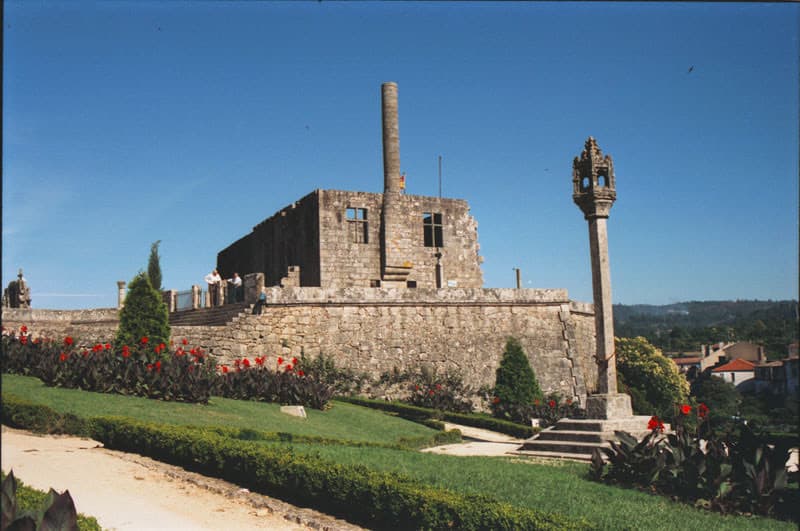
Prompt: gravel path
<box><xmin>1</xmin><ymin>426</ymin><xmax>365</xmax><ymax>531</ymax></box>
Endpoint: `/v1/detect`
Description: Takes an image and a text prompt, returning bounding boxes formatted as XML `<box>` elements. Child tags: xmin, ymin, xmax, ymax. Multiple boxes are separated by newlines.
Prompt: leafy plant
<box><xmin>1</xmin><ymin>470</ymin><xmax>80</xmax><ymax>531</ymax></box>
<box><xmin>407</xmin><ymin>367</ymin><xmax>473</xmax><ymax>413</ymax></box>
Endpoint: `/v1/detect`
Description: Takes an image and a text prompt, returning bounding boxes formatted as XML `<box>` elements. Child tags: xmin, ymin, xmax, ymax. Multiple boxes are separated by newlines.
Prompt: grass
<box><xmin>1</xmin><ymin>374</ymin><xmax>436</xmax><ymax>444</ymax></box>
<box><xmin>3</xmin><ymin>373</ymin><xmax>796</xmax><ymax>530</ymax></box>
<box><xmin>244</xmin><ymin>442</ymin><xmax>794</xmax><ymax>531</ymax></box>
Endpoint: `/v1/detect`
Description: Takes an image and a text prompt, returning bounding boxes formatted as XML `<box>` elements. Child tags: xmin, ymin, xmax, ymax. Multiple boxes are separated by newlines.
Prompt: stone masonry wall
<box><xmin>2</xmin><ymin>308</ymin><xmax>119</xmax><ymax>345</ymax></box>
<box><xmin>2</xmin><ymin>290</ymin><xmax>597</xmax><ymax>402</ymax></box>
<box><xmin>172</xmin><ymin>287</ymin><xmax>595</xmax><ymax>402</ymax></box>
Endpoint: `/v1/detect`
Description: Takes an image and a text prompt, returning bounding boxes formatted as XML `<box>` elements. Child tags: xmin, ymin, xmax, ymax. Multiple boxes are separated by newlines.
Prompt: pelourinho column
<box><xmin>572</xmin><ymin>137</ymin><xmax>632</xmax><ymax>419</ymax></box>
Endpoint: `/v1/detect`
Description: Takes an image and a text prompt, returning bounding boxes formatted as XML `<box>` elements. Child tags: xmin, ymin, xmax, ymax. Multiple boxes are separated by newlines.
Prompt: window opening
<box><xmin>423</xmin><ymin>212</ymin><xmax>443</xmax><ymax>247</ymax></box>
<box><xmin>346</xmin><ymin>207</ymin><xmax>368</xmax><ymax>244</ymax></box>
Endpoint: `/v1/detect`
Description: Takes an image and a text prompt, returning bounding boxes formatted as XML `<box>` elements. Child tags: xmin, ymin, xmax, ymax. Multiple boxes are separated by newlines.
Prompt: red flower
<box><xmin>242</xmin><ymin>358</ymin><xmax>251</xmax><ymax>368</ymax></box>
<box><xmin>277</xmin><ymin>357</ymin><xmax>284</xmax><ymax>365</ymax></box>
<box><xmin>697</xmin><ymin>403</ymin><xmax>709</xmax><ymax>419</ymax></box>
<box><xmin>176</xmin><ymin>348</ymin><xmax>185</xmax><ymax>356</ymax></box>
<box><xmin>20</xmin><ymin>336</ymin><xmax>28</xmax><ymax>345</ymax></box>
<box><xmin>82</xmin><ymin>349</ymin><xmax>89</xmax><ymax>357</ymax></box>
<box><xmin>647</xmin><ymin>416</ymin><xmax>665</xmax><ymax>433</ymax></box>
<box><xmin>534</xmin><ymin>399</ymin><xmax>541</xmax><ymax>406</ymax></box>
<box><xmin>20</xmin><ymin>325</ymin><xmax>28</xmax><ymax>334</ymax></box>
<box><xmin>187</xmin><ymin>365</ymin><xmax>194</xmax><ymax>373</ymax></box>
<box><xmin>155</xmin><ymin>361</ymin><xmax>162</xmax><ymax>372</ymax></box>
<box><xmin>182</xmin><ymin>338</ymin><xmax>188</xmax><ymax>345</ymax></box>
<box><xmin>122</xmin><ymin>346</ymin><xmax>131</xmax><ymax>359</ymax></box>
<box><xmin>297</xmin><ymin>370</ymin><xmax>305</xmax><ymax>377</ymax></box>
<box><xmin>59</xmin><ymin>352</ymin><xmax>68</xmax><ymax>362</ymax></box>
<box><xmin>492</xmin><ymin>396</ymin><xmax>501</xmax><ymax>404</ymax></box>
<box><xmin>140</xmin><ymin>336</ymin><xmax>149</xmax><ymax>344</ymax></box>
<box><xmin>255</xmin><ymin>357</ymin><xmax>264</xmax><ymax>366</ymax></box>
<box><xmin>104</xmin><ymin>343</ymin><xmax>112</xmax><ymax>350</ymax></box>
<box><xmin>221</xmin><ymin>365</ymin><xmax>229</xmax><ymax>373</ymax></box>
<box><xmin>548</xmin><ymin>400</ymin><xmax>556</xmax><ymax>408</ymax></box>
<box><xmin>291</xmin><ymin>357</ymin><xmax>298</xmax><ymax>366</ymax></box>
<box><xmin>93</xmin><ymin>344</ymin><xmax>103</xmax><ymax>352</ymax></box>
<box><xmin>436</xmin><ymin>384</ymin><xmax>442</xmax><ymax>390</ymax></box>
<box><xmin>285</xmin><ymin>364</ymin><xmax>293</xmax><ymax>372</ymax></box>
<box><xmin>64</xmin><ymin>336</ymin><xmax>74</xmax><ymax>346</ymax></box>
<box><xmin>146</xmin><ymin>363</ymin><xmax>153</xmax><ymax>371</ymax></box>
<box><xmin>429</xmin><ymin>390</ymin><xmax>435</xmax><ymax>395</ymax></box>
<box><xmin>566</xmin><ymin>398</ymin><xmax>572</xmax><ymax>405</ymax></box>
<box><xmin>680</xmin><ymin>404</ymin><xmax>692</xmax><ymax>416</ymax></box>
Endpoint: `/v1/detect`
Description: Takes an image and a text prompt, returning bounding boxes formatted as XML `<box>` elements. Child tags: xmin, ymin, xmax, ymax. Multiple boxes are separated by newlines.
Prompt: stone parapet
<box><xmin>266</xmin><ymin>287</ymin><xmax>570</xmax><ymax>305</ymax></box>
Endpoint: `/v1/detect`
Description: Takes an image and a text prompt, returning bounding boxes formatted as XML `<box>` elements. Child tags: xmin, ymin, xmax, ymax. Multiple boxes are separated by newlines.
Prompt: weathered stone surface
<box><xmin>585</xmin><ymin>393</ymin><xmax>633</xmax><ymax>420</ymax></box>
<box><xmin>280</xmin><ymin>405</ymin><xmax>307</xmax><ymax>419</ymax></box>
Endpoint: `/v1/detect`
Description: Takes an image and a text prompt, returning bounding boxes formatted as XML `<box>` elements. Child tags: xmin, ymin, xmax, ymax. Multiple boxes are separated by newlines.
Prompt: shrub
<box><xmin>491</xmin><ymin>338</ymin><xmax>543</xmax><ymax>423</ymax></box>
<box><xmin>296</xmin><ymin>352</ymin><xmax>370</xmax><ymax>395</ymax></box>
<box><xmin>407</xmin><ymin>367</ymin><xmax>474</xmax><ymax>413</ymax></box>
<box><xmin>530</xmin><ymin>394</ymin><xmax>586</xmax><ymax>428</ymax></box>
<box><xmin>616</xmin><ymin>337</ymin><xmax>689</xmax><ymax>420</ymax></box>
<box><xmin>213</xmin><ymin>356</ymin><xmax>335</xmax><ymax>410</ymax></box>
<box><xmin>115</xmin><ymin>272</ymin><xmax>170</xmax><ymax>353</ymax></box>
<box><xmin>590</xmin><ymin>403</ymin><xmax>798</xmax><ymax>521</ymax></box>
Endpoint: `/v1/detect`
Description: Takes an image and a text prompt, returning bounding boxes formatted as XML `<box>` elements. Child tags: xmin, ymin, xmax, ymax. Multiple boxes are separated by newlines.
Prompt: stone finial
<box><xmin>572</xmin><ymin>136</ymin><xmax>616</xmax><ymax>219</ymax></box>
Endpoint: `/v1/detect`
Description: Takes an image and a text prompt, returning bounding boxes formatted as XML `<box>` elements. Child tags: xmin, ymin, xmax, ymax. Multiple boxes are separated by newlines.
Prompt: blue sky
<box><xmin>3</xmin><ymin>1</ymin><xmax>798</xmax><ymax>309</ymax></box>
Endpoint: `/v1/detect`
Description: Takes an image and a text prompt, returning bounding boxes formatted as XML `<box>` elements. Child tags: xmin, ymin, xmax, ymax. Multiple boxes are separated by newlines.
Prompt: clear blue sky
<box><xmin>3</xmin><ymin>1</ymin><xmax>798</xmax><ymax>310</ymax></box>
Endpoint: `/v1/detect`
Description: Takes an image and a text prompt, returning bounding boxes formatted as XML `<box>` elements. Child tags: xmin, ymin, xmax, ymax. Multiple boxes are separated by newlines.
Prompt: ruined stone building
<box><xmin>217</xmin><ymin>83</ymin><xmax>483</xmax><ymax>291</ymax></box>
<box><xmin>4</xmin><ymin>83</ymin><xmax>607</xmax><ymax>404</ymax></box>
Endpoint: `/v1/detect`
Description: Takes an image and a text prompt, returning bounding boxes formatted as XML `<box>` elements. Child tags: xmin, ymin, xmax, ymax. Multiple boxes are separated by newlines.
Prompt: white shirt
<box><xmin>204</xmin><ymin>273</ymin><xmax>221</xmax><ymax>284</ymax></box>
<box><xmin>228</xmin><ymin>276</ymin><xmax>242</xmax><ymax>287</ymax></box>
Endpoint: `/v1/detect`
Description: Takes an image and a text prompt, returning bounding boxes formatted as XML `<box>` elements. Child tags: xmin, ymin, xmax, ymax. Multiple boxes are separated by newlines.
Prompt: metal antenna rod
<box><xmin>438</xmin><ymin>155</ymin><xmax>442</xmax><ymax>198</ymax></box>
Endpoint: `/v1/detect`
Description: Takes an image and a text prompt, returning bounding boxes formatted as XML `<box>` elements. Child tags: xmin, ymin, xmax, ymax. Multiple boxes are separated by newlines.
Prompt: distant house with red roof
<box><xmin>671</xmin><ymin>341</ymin><xmax>766</xmax><ymax>379</ymax></box>
<box><xmin>712</xmin><ymin>358</ymin><xmax>756</xmax><ymax>391</ymax></box>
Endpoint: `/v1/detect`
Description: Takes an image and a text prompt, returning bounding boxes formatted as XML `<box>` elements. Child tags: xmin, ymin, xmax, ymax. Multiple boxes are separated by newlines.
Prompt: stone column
<box><xmin>380</xmin><ymin>82</ymin><xmax>413</xmax><ymax>286</ymax></box>
<box><xmin>117</xmin><ymin>281</ymin><xmax>126</xmax><ymax>309</ymax></box>
<box><xmin>572</xmin><ymin>137</ymin><xmax>632</xmax><ymax>419</ymax></box>
<box><xmin>191</xmin><ymin>285</ymin><xmax>200</xmax><ymax>309</ymax></box>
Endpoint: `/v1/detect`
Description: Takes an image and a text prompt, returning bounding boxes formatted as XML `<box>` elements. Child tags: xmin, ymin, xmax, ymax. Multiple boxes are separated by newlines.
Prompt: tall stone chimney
<box><xmin>382</xmin><ymin>82</ymin><xmax>402</xmax><ymax>195</ymax></box>
<box><xmin>380</xmin><ymin>82</ymin><xmax>412</xmax><ymax>285</ymax></box>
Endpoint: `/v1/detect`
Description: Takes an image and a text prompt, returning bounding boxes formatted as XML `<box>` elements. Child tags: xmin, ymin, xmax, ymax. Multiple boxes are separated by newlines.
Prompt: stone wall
<box><xmin>2</xmin><ymin>308</ymin><xmax>119</xmax><ymax>345</ymax></box>
<box><xmin>2</xmin><ymin>289</ymin><xmax>598</xmax><ymax>402</ymax></box>
<box><xmin>171</xmin><ymin>287</ymin><xmax>596</xmax><ymax>402</ymax></box>
<box><xmin>217</xmin><ymin>191</ymin><xmax>322</xmax><ymax>287</ymax></box>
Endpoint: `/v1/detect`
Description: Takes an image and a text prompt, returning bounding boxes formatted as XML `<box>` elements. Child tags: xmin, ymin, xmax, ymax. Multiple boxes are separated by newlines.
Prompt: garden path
<box><xmin>1</xmin><ymin>426</ymin><xmax>364</xmax><ymax>531</ymax></box>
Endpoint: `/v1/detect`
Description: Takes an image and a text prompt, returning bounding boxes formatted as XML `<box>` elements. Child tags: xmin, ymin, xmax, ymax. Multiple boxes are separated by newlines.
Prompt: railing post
<box><xmin>191</xmin><ymin>285</ymin><xmax>201</xmax><ymax>310</ymax></box>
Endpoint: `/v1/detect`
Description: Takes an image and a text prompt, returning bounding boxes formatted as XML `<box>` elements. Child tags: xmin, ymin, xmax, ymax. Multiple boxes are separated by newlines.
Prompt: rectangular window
<box><xmin>423</xmin><ymin>212</ymin><xmax>443</xmax><ymax>247</ymax></box>
<box><xmin>346</xmin><ymin>207</ymin><xmax>368</xmax><ymax>244</ymax></box>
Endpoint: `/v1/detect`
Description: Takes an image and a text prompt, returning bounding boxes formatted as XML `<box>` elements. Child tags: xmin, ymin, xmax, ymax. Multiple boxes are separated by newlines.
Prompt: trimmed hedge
<box><xmin>338</xmin><ymin>396</ymin><xmax>537</xmax><ymax>439</ymax></box>
<box><xmin>1</xmin><ymin>397</ymin><xmax>590</xmax><ymax>530</ymax></box>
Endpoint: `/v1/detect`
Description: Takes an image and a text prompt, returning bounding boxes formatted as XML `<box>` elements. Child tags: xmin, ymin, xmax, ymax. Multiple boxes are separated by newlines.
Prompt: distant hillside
<box><xmin>613</xmin><ymin>300</ymin><xmax>799</xmax><ymax>358</ymax></box>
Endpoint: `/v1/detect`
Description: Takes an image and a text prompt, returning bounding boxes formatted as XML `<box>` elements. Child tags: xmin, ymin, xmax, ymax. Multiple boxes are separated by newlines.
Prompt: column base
<box><xmin>585</xmin><ymin>393</ymin><xmax>633</xmax><ymax>419</ymax></box>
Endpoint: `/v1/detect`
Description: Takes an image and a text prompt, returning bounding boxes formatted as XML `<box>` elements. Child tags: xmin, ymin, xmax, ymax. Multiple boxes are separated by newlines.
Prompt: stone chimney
<box><xmin>382</xmin><ymin>82</ymin><xmax>402</xmax><ymax>195</ymax></box>
<box><xmin>380</xmin><ymin>82</ymin><xmax>412</xmax><ymax>286</ymax></box>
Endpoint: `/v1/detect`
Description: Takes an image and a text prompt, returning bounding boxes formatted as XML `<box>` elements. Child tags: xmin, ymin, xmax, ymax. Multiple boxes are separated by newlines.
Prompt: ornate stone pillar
<box><xmin>572</xmin><ymin>137</ymin><xmax>632</xmax><ymax>419</ymax></box>
<box><xmin>117</xmin><ymin>281</ymin><xmax>126</xmax><ymax>309</ymax></box>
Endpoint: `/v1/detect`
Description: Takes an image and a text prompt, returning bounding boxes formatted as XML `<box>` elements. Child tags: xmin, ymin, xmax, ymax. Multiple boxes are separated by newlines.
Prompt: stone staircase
<box><xmin>514</xmin><ymin>416</ymin><xmax>658</xmax><ymax>461</ymax></box>
<box><xmin>169</xmin><ymin>303</ymin><xmax>252</xmax><ymax>327</ymax></box>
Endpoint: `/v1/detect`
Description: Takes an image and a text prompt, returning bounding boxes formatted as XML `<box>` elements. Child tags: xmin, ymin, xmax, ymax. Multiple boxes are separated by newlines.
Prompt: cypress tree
<box><xmin>147</xmin><ymin>240</ymin><xmax>162</xmax><ymax>291</ymax></box>
<box><xmin>115</xmin><ymin>272</ymin><xmax>170</xmax><ymax>353</ymax></box>
<box><xmin>492</xmin><ymin>337</ymin><xmax>542</xmax><ymax>418</ymax></box>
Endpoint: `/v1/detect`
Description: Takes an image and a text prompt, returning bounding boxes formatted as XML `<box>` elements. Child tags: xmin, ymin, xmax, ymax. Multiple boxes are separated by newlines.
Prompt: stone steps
<box><xmin>169</xmin><ymin>303</ymin><xmax>252</xmax><ymax>327</ymax></box>
<box><xmin>517</xmin><ymin>415</ymin><xmax>660</xmax><ymax>460</ymax></box>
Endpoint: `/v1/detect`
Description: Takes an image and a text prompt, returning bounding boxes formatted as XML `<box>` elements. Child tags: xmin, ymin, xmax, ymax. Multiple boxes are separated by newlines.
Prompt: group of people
<box><xmin>203</xmin><ymin>269</ymin><xmax>267</xmax><ymax>314</ymax></box>
<box><xmin>204</xmin><ymin>269</ymin><xmax>242</xmax><ymax>305</ymax></box>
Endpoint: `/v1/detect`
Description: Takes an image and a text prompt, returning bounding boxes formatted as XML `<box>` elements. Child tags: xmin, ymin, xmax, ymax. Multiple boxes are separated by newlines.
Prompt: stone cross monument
<box><xmin>572</xmin><ymin>137</ymin><xmax>633</xmax><ymax>419</ymax></box>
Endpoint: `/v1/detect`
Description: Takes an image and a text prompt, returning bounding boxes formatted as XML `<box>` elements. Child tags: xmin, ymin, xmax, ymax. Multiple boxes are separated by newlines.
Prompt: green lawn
<box><xmin>2</xmin><ymin>374</ymin><xmax>795</xmax><ymax>531</ymax></box>
<box><xmin>1</xmin><ymin>374</ymin><xmax>435</xmax><ymax>444</ymax></box>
